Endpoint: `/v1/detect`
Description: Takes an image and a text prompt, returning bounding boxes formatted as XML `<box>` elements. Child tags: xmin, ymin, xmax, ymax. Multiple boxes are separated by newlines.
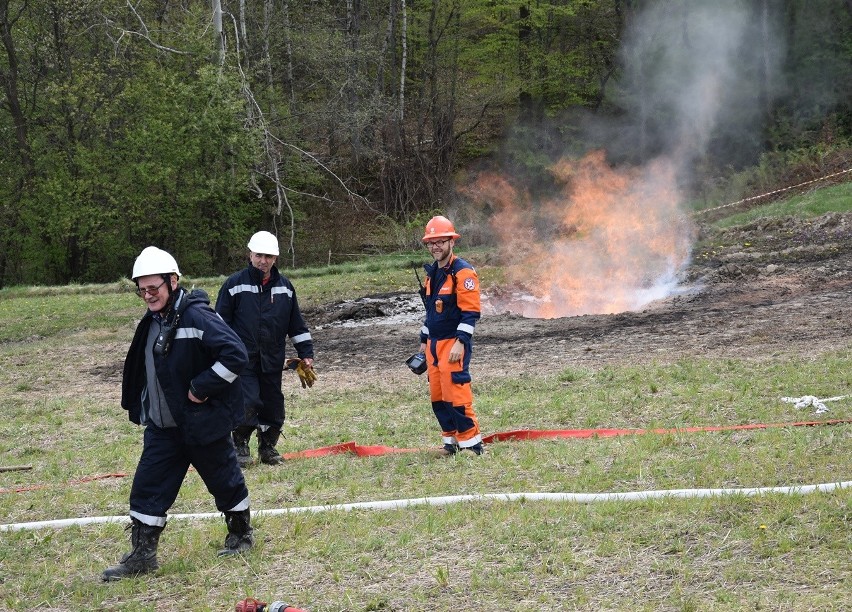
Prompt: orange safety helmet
<box><xmin>422</xmin><ymin>215</ymin><xmax>461</xmax><ymax>242</ymax></box>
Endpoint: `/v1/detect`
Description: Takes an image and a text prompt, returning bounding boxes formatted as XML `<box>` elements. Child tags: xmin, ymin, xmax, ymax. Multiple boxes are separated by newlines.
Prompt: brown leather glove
<box><xmin>286</xmin><ymin>358</ymin><xmax>317</xmax><ymax>388</ymax></box>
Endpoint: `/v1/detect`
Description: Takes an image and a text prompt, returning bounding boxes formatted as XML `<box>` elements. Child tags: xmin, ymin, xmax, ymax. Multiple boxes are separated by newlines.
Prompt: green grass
<box><xmin>1</xmin><ymin>185</ymin><xmax>851</xmax><ymax>610</ymax></box>
<box><xmin>1</xmin><ymin>324</ymin><xmax>850</xmax><ymax>609</ymax></box>
<box><xmin>0</xmin><ymin>247</ymin><xmax>501</xmax><ymax>321</ymax></box>
<box><xmin>712</xmin><ymin>181</ymin><xmax>852</xmax><ymax>228</ymax></box>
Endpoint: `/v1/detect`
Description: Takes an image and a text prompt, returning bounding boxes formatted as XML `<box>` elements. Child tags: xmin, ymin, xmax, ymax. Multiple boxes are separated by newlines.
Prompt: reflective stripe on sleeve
<box><xmin>212</xmin><ymin>361</ymin><xmax>239</xmax><ymax>383</ymax></box>
<box><xmin>457</xmin><ymin>323</ymin><xmax>475</xmax><ymax>335</ymax></box>
<box><xmin>291</xmin><ymin>332</ymin><xmax>312</xmax><ymax>344</ymax></box>
<box><xmin>174</xmin><ymin>327</ymin><xmax>204</xmax><ymax>340</ymax></box>
<box><xmin>421</xmin><ymin>325</ymin><xmax>430</xmax><ymax>336</ymax></box>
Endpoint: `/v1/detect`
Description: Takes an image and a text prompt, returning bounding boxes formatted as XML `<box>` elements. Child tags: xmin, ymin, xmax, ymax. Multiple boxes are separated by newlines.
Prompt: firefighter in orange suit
<box><xmin>419</xmin><ymin>215</ymin><xmax>484</xmax><ymax>456</ymax></box>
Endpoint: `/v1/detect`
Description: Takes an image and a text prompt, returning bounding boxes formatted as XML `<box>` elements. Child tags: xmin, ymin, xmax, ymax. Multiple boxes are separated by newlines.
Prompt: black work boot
<box><xmin>462</xmin><ymin>442</ymin><xmax>485</xmax><ymax>456</ymax></box>
<box><xmin>232</xmin><ymin>425</ymin><xmax>255</xmax><ymax>468</ymax></box>
<box><xmin>435</xmin><ymin>443</ymin><xmax>459</xmax><ymax>457</ymax></box>
<box><xmin>102</xmin><ymin>518</ymin><xmax>164</xmax><ymax>581</ymax></box>
<box><xmin>257</xmin><ymin>427</ymin><xmax>283</xmax><ymax>465</ymax></box>
<box><xmin>218</xmin><ymin>508</ymin><xmax>254</xmax><ymax>556</ymax></box>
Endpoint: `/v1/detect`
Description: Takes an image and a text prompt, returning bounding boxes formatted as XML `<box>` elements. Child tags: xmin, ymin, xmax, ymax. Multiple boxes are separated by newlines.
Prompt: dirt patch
<box><xmin>307</xmin><ymin>211</ymin><xmax>852</xmax><ymax>385</ymax></box>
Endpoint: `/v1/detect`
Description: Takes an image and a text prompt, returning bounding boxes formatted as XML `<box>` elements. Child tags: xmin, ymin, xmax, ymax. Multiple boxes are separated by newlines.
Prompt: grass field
<box><xmin>0</xmin><ymin>187</ymin><xmax>851</xmax><ymax>611</ymax></box>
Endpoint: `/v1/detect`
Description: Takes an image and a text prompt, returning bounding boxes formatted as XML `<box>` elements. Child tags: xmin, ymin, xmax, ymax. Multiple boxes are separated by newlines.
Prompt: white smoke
<box><xmin>482</xmin><ymin>1</ymin><xmax>784</xmax><ymax>319</ymax></box>
<box><xmin>614</xmin><ymin>1</ymin><xmax>782</xmax><ymax>172</ymax></box>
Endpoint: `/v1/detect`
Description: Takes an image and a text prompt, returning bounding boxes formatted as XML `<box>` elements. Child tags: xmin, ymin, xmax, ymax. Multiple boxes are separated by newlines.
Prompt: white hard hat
<box><xmin>247</xmin><ymin>230</ymin><xmax>280</xmax><ymax>256</ymax></box>
<box><xmin>132</xmin><ymin>246</ymin><xmax>181</xmax><ymax>280</ymax></box>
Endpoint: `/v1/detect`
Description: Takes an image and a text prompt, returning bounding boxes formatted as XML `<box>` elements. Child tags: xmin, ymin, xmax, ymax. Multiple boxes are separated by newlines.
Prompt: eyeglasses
<box><xmin>135</xmin><ymin>280</ymin><xmax>167</xmax><ymax>297</ymax></box>
<box><xmin>426</xmin><ymin>238</ymin><xmax>451</xmax><ymax>249</ymax></box>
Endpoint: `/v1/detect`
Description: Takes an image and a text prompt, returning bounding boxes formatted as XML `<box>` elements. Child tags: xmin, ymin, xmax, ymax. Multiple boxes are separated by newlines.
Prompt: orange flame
<box><xmin>464</xmin><ymin>151</ymin><xmax>695</xmax><ymax>318</ymax></box>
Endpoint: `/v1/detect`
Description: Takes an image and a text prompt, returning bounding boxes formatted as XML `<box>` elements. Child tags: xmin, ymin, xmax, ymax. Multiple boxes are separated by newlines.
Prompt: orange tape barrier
<box><xmin>482</xmin><ymin>418</ymin><xmax>852</xmax><ymax>443</ymax></box>
<box><xmin>693</xmin><ymin>167</ymin><xmax>852</xmax><ymax>217</ymax></box>
<box><xmin>1</xmin><ymin>473</ymin><xmax>127</xmax><ymax>495</ymax></box>
<box><xmin>2</xmin><ymin>419</ymin><xmax>850</xmax><ymax>494</ymax></box>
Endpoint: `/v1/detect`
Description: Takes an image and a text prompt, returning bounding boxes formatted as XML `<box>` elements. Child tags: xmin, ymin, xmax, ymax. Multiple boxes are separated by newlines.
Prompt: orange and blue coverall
<box><xmin>419</xmin><ymin>255</ymin><xmax>482</xmax><ymax>449</ymax></box>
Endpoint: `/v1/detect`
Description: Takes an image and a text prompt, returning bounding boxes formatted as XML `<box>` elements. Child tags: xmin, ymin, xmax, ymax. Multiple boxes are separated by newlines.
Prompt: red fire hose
<box><xmin>2</xmin><ymin>419</ymin><xmax>849</xmax><ymax>495</ymax></box>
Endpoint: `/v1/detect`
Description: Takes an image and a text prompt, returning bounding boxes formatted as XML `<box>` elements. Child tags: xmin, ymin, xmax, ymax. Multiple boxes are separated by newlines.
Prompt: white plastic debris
<box><xmin>781</xmin><ymin>394</ymin><xmax>848</xmax><ymax>415</ymax></box>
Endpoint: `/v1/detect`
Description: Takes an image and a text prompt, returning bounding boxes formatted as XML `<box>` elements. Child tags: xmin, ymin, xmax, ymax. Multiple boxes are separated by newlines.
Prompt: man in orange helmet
<box><xmin>419</xmin><ymin>215</ymin><xmax>484</xmax><ymax>456</ymax></box>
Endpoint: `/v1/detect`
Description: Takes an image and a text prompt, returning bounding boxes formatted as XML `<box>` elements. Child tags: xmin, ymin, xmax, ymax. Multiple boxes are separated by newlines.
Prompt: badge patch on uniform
<box><xmin>464</xmin><ymin>278</ymin><xmax>475</xmax><ymax>291</ymax></box>
<box><xmin>435</xmin><ymin>300</ymin><xmax>444</xmax><ymax>313</ymax></box>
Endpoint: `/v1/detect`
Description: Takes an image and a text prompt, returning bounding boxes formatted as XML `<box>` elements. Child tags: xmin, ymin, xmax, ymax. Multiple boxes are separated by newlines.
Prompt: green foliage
<box><xmin>455</xmin><ymin>1</ymin><xmax>614</xmax><ymax>112</ymax></box>
<box><xmin>101</xmin><ymin>62</ymin><xmax>261</xmax><ymax>275</ymax></box>
<box><xmin>0</xmin><ymin>0</ymin><xmax>849</xmax><ymax>288</ymax></box>
<box><xmin>1</xmin><ymin>0</ymin><xmax>266</xmax><ymax>284</ymax></box>
<box><xmin>771</xmin><ymin>0</ymin><xmax>852</xmax><ymax>148</ymax></box>
<box><xmin>26</xmin><ymin>61</ymin><xmax>259</xmax><ymax>281</ymax></box>
<box><xmin>691</xmin><ymin>143</ymin><xmax>852</xmax><ymax>214</ymax></box>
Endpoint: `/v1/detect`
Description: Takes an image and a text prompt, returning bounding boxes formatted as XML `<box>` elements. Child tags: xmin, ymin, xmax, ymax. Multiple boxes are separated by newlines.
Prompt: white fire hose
<box><xmin>2</xmin><ymin>481</ymin><xmax>849</xmax><ymax>532</ymax></box>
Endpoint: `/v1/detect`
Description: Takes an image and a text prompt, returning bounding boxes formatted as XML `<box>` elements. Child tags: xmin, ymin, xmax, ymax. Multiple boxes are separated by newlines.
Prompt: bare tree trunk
<box><xmin>212</xmin><ymin>0</ymin><xmax>224</xmax><ymax>65</ymax></box>
<box><xmin>0</xmin><ymin>0</ymin><xmax>32</xmax><ymax>172</ymax></box>
<box><xmin>518</xmin><ymin>4</ymin><xmax>532</xmax><ymax>118</ymax></box>
<box><xmin>239</xmin><ymin>0</ymin><xmax>250</xmax><ymax>67</ymax></box>
<box><xmin>346</xmin><ymin>0</ymin><xmax>362</xmax><ymax>167</ymax></box>
<box><xmin>263</xmin><ymin>0</ymin><xmax>274</xmax><ymax>92</ymax></box>
<box><xmin>426</xmin><ymin>0</ymin><xmax>448</xmax><ymax>200</ymax></box>
<box><xmin>281</xmin><ymin>0</ymin><xmax>295</xmax><ymax>103</ymax></box>
<box><xmin>0</xmin><ymin>0</ymin><xmax>33</xmax><ymax>288</ymax></box>
<box><xmin>377</xmin><ymin>0</ymin><xmax>396</xmax><ymax>94</ymax></box>
<box><xmin>758</xmin><ymin>0</ymin><xmax>774</xmax><ymax>145</ymax></box>
<box><xmin>399</xmin><ymin>0</ymin><xmax>407</xmax><ymax>121</ymax></box>
<box><xmin>414</xmin><ymin>0</ymin><xmax>439</xmax><ymax>149</ymax></box>
<box><xmin>49</xmin><ymin>3</ymin><xmax>90</xmax><ymax>280</ymax></box>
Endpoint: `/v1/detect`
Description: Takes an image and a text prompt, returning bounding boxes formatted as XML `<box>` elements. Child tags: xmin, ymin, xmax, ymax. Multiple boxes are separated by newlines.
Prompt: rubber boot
<box><xmin>102</xmin><ymin>518</ymin><xmax>164</xmax><ymax>581</ymax></box>
<box><xmin>257</xmin><ymin>427</ymin><xmax>283</xmax><ymax>465</ymax></box>
<box><xmin>218</xmin><ymin>508</ymin><xmax>254</xmax><ymax>556</ymax></box>
<box><xmin>232</xmin><ymin>425</ymin><xmax>255</xmax><ymax>468</ymax></box>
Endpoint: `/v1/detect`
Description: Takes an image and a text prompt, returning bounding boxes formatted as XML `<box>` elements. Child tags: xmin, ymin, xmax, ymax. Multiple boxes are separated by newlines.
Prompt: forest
<box><xmin>0</xmin><ymin>0</ymin><xmax>850</xmax><ymax>287</ymax></box>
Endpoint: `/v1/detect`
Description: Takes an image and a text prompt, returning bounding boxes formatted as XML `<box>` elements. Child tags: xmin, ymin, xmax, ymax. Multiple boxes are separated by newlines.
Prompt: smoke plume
<box><xmin>467</xmin><ymin>1</ymin><xmax>780</xmax><ymax>318</ymax></box>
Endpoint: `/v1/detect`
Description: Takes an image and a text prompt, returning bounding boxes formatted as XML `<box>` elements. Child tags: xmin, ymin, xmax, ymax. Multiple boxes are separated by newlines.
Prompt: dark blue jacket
<box><xmin>121</xmin><ymin>288</ymin><xmax>248</xmax><ymax>445</ymax></box>
<box><xmin>215</xmin><ymin>264</ymin><xmax>313</xmax><ymax>372</ymax></box>
<box><xmin>419</xmin><ymin>256</ymin><xmax>481</xmax><ymax>343</ymax></box>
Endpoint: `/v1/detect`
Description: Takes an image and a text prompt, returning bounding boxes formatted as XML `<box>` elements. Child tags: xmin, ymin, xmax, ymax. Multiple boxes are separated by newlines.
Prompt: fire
<box><xmin>465</xmin><ymin>151</ymin><xmax>695</xmax><ymax>318</ymax></box>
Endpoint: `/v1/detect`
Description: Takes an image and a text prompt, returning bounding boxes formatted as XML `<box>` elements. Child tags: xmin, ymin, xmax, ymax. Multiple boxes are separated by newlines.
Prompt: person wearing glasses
<box><xmin>215</xmin><ymin>231</ymin><xmax>315</xmax><ymax>467</ymax></box>
<box><xmin>419</xmin><ymin>216</ymin><xmax>484</xmax><ymax>456</ymax></box>
<box><xmin>103</xmin><ymin>246</ymin><xmax>253</xmax><ymax>581</ymax></box>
